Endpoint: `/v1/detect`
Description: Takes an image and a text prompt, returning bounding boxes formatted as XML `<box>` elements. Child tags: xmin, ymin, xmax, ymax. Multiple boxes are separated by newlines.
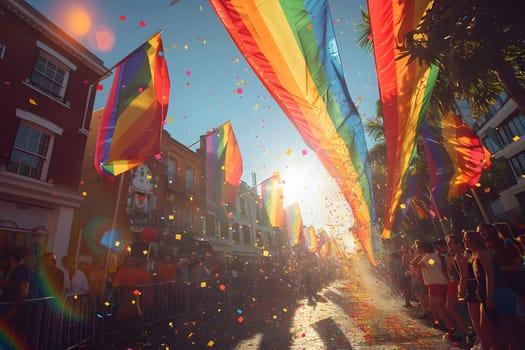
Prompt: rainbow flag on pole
<box><xmin>204</xmin><ymin>121</ymin><xmax>243</xmax><ymax>221</ymax></box>
<box><xmin>422</xmin><ymin>104</ymin><xmax>492</xmax><ymax>209</ymax></box>
<box><xmin>284</xmin><ymin>202</ymin><xmax>304</xmax><ymax>246</ymax></box>
<box><xmin>210</xmin><ymin>0</ymin><xmax>377</xmax><ymax>264</ymax></box>
<box><xmin>260</xmin><ymin>173</ymin><xmax>284</xmax><ymax>227</ymax></box>
<box><xmin>368</xmin><ymin>0</ymin><xmax>438</xmax><ymax>238</ymax></box>
<box><xmin>95</xmin><ymin>32</ymin><xmax>170</xmax><ymax>176</ymax></box>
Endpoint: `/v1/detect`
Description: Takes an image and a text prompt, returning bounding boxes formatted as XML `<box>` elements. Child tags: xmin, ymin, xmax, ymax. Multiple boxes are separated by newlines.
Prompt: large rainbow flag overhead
<box><xmin>204</xmin><ymin>121</ymin><xmax>243</xmax><ymax>221</ymax></box>
<box><xmin>210</xmin><ymin>0</ymin><xmax>377</xmax><ymax>264</ymax></box>
<box><xmin>284</xmin><ymin>202</ymin><xmax>304</xmax><ymax>246</ymax></box>
<box><xmin>368</xmin><ymin>0</ymin><xmax>438</xmax><ymax>238</ymax></box>
<box><xmin>422</xmin><ymin>104</ymin><xmax>492</xmax><ymax>210</ymax></box>
<box><xmin>95</xmin><ymin>33</ymin><xmax>170</xmax><ymax>176</ymax></box>
<box><xmin>260</xmin><ymin>173</ymin><xmax>284</xmax><ymax>227</ymax></box>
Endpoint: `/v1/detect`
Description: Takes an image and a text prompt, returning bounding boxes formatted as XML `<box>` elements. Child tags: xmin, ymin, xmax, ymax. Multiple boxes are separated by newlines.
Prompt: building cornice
<box><xmin>0</xmin><ymin>170</ymin><xmax>84</xmax><ymax>208</ymax></box>
<box><xmin>3</xmin><ymin>0</ymin><xmax>107</xmax><ymax>77</ymax></box>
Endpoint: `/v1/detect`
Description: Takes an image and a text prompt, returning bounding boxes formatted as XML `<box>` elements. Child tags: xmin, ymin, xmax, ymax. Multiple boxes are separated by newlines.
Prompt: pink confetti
<box><xmin>139</xmin><ymin>21</ymin><xmax>146</xmax><ymax>27</ymax></box>
<box><xmin>237</xmin><ymin>88</ymin><xmax>243</xmax><ymax>94</ymax></box>
<box><xmin>154</xmin><ymin>153</ymin><xmax>161</xmax><ymax>160</ymax></box>
<box><xmin>185</xmin><ymin>70</ymin><xmax>191</xmax><ymax>76</ymax></box>
<box><xmin>301</xmin><ymin>149</ymin><xmax>308</xmax><ymax>156</ymax></box>
<box><xmin>96</xmin><ymin>84</ymin><xmax>104</xmax><ymax>91</ymax></box>
<box><xmin>119</xmin><ymin>15</ymin><xmax>126</xmax><ymax>21</ymax></box>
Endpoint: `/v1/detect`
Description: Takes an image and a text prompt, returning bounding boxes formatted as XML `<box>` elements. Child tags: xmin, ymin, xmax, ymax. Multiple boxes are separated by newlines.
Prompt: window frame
<box><xmin>185</xmin><ymin>167</ymin><xmax>194</xmax><ymax>192</ymax></box>
<box><xmin>28</xmin><ymin>41</ymin><xmax>77</xmax><ymax>103</ymax></box>
<box><xmin>8</xmin><ymin>121</ymin><xmax>54</xmax><ymax>180</ymax></box>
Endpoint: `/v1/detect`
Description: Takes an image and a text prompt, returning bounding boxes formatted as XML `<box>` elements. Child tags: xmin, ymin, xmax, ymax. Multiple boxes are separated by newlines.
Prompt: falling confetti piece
<box><xmin>119</xmin><ymin>15</ymin><xmax>126</xmax><ymax>20</ymax></box>
<box><xmin>301</xmin><ymin>149</ymin><xmax>308</xmax><ymax>156</ymax></box>
<box><xmin>219</xmin><ymin>284</ymin><xmax>226</xmax><ymax>291</ymax></box>
<box><xmin>237</xmin><ymin>316</ymin><xmax>244</xmax><ymax>323</ymax></box>
<box><xmin>29</xmin><ymin>98</ymin><xmax>37</xmax><ymax>105</ymax></box>
<box><xmin>139</xmin><ymin>20</ymin><xmax>146</xmax><ymax>27</ymax></box>
<box><xmin>184</xmin><ymin>44</ymin><xmax>189</xmax><ymax>50</ymax></box>
<box><xmin>237</xmin><ymin>88</ymin><xmax>243</xmax><ymax>94</ymax></box>
<box><xmin>186</xmin><ymin>70</ymin><xmax>191</xmax><ymax>76</ymax></box>
<box><xmin>96</xmin><ymin>84</ymin><xmax>104</xmax><ymax>90</ymax></box>
<box><xmin>285</xmin><ymin>148</ymin><xmax>292</xmax><ymax>156</ymax></box>
<box><xmin>207</xmin><ymin>340</ymin><xmax>215</xmax><ymax>347</ymax></box>
<box><xmin>154</xmin><ymin>153</ymin><xmax>162</xmax><ymax>160</ymax></box>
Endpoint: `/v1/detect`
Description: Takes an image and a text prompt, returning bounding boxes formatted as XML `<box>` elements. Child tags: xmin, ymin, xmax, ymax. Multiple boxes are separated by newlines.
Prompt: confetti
<box><xmin>139</xmin><ymin>20</ymin><xmax>146</xmax><ymax>27</ymax></box>
<box><xmin>29</xmin><ymin>98</ymin><xmax>37</xmax><ymax>105</ymax></box>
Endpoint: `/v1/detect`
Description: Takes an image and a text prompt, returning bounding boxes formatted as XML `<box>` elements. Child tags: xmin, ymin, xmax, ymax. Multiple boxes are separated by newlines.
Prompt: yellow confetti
<box><xmin>175</xmin><ymin>233</ymin><xmax>182</xmax><ymax>240</ymax></box>
<box><xmin>172</xmin><ymin>44</ymin><xmax>178</xmax><ymax>49</ymax></box>
<box><xmin>184</xmin><ymin>44</ymin><xmax>189</xmax><ymax>50</ymax></box>
<box><xmin>200</xmin><ymin>281</ymin><xmax>207</xmax><ymax>288</ymax></box>
<box><xmin>167</xmin><ymin>117</ymin><xmax>173</xmax><ymax>123</ymax></box>
<box><xmin>202</xmin><ymin>40</ymin><xmax>207</xmax><ymax>45</ymax></box>
<box><xmin>207</xmin><ymin>340</ymin><xmax>215</xmax><ymax>347</ymax></box>
<box><xmin>82</xmin><ymin>191</ymin><xmax>88</xmax><ymax>197</ymax></box>
<box><xmin>29</xmin><ymin>98</ymin><xmax>37</xmax><ymax>105</ymax></box>
<box><xmin>428</xmin><ymin>258</ymin><xmax>435</xmax><ymax>266</ymax></box>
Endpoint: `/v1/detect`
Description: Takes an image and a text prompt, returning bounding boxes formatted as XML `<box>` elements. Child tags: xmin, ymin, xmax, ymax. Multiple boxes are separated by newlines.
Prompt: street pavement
<box><xmin>100</xmin><ymin>256</ymin><xmax>474</xmax><ymax>349</ymax></box>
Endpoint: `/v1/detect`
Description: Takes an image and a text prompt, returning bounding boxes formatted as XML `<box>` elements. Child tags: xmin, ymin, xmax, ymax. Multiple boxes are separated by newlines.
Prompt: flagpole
<box><xmin>106</xmin><ymin>30</ymin><xmax>164</xmax><ymax>73</ymax></box>
<box><xmin>469</xmin><ymin>188</ymin><xmax>491</xmax><ymax>224</ymax></box>
<box><xmin>427</xmin><ymin>185</ymin><xmax>447</xmax><ymax>236</ymax></box>
<box><xmin>102</xmin><ymin>172</ymin><xmax>126</xmax><ymax>290</ymax></box>
<box><xmin>188</xmin><ymin>120</ymin><xmax>232</xmax><ymax>149</ymax></box>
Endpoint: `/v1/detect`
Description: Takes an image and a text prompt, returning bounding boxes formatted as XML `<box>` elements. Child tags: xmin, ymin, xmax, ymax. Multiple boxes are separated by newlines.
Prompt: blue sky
<box><xmin>28</xmin><ymin>0</ymin><xmax>379</xmax><ymax>232</ymax></box>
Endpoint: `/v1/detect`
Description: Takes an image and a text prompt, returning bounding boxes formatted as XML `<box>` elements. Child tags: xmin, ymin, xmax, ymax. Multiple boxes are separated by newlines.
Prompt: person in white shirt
<box><xmin>412</xmin><ymin>241</ymin><xmax>456</xmax><ymax>335</ymax></box>
<box><xmin>61</xmin><ymin>255</ymin><xmax>90</xmax><ymax>294</ymax></box>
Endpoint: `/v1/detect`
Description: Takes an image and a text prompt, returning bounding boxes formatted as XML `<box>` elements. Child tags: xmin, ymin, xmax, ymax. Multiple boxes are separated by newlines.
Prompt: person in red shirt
<box><xmin>157</xmin><ymin>255</ymin><xmax>176</xmax><ymax>283</ymax></box>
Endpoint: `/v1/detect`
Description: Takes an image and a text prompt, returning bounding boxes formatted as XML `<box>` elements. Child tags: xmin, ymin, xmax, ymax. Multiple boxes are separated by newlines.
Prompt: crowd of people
<box><xmin>386</xmin><ymin>222</ymin><xmax>525</xmax><ymax>350</ymax></box>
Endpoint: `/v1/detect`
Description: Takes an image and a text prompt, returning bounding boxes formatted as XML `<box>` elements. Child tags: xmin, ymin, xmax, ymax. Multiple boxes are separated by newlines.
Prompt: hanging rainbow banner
<box><xmin>422</xmin><ymin>104</ymin><xmax>492</xmax><ymax>209</ymax></box>
<box><xmin>204</xmin><ymin>121</ymin><xmax>243</xmax><ymax>221</ymax></box>
<box><xmin>210</xmin><ymin>0</ymin><xmax>377</xmax><ymax>264</ymax></box>
<box><xmin>368</xmin><ymin>0</ymin><xmax>438</xmax><ymax>238</ymax></box>
<box><xmin>260</xmin><ymin>172</ymin><xmax>284</xmax><ymax>227</ymax></box>
<box><xmin>284</xmin><ymin>202</ymin><xmax>304</xmax><ymax>246</ymax></box>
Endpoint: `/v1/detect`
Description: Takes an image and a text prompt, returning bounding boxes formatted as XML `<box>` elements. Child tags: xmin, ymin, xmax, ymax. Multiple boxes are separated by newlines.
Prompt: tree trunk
<box><xmin>494</xmin><ymin>54</ymin><xmax>525</xmax><ymax>115</ymax></box>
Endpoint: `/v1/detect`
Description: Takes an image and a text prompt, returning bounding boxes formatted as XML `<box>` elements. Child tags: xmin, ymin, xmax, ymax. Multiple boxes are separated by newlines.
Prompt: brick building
<box><xmin>0</xmin><ymin>0</ymin><xmax>107</xmax><ymax>266</ymax></box>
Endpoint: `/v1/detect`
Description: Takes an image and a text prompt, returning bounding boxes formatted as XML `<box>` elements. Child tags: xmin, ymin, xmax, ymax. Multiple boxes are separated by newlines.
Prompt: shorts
<box><xmin>447</xmin><ymin>280</ymin><xmax>459</xmax><ymax>296</ymax></box>
<box><xmin>427</xmin><ymin>284</ymin><xmax>448</xmax><ymax>298</ymax></box>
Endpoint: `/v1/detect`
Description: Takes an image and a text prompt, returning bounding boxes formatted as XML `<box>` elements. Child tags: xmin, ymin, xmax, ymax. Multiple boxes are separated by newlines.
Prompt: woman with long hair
<box><xmin>465</xmin><ymin>230</ymin><xmax>523</xmax><ymax>349</ymax></box>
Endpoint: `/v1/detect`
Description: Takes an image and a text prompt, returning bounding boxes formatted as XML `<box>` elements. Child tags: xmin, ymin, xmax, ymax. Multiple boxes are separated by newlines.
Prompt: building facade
<box><xmin>0</xmin><ymin>0</ymin><xmax>107</xmax><ymax>266</ymax></box>
<box><xmin>474</xmin><ymin>93</ymin><xmax>525</xmax><ymax>229</ymax></box>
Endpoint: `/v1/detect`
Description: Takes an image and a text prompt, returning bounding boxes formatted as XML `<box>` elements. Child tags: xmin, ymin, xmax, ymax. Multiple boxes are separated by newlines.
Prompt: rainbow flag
<box><xmin>284</xmin><ymin>202</ymin><xmax>304</xmax><ymax>246</ymax></box>
<box><xmin>317</xmin><ymin>228</ymin><xmax>331</xmax><ymax>259</ymax></box>
<box><xmin>260</xmin><ymin>173</ymin><xmax>284</xmax><ymax>227</ymax></box>
<box><xmin>305</xmin><ymin>225</ymin><xmax>318</xmax><ymax>253</ymax></box>
<box><xmin>95</xmin><ymin>33</ymin><xmax>170</xmax><ymax>176</ymax></box>
<box><xmin>204</xmin><ymin>121</ymin><xmax>243</xmax><ymax>221</ymax></box>
<box><xmin>210</xmin><ymin>0</ymin><xmax>377</xmax><ymax>264</ymax></box>
<box><xmin>422</xmin><ymin>104</ymin><xmax>492</xmax><ymax>209</ymax></box>
<box><xmin>368</xmin><ymin>0</ymin><xmax>438</xmax><ymax>238</ymax></box>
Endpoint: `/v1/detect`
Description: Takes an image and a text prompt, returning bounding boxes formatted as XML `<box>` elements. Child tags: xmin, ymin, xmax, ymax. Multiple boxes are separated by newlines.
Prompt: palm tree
<box><xmin>356</xmin><ymin>1</ymin><xmax>525</xmax><ymax>117</ymax></box>
<box><xmin>399</xmin><ymin>0</ymin><xmax>525</xmax><ymax>116</ymax></box>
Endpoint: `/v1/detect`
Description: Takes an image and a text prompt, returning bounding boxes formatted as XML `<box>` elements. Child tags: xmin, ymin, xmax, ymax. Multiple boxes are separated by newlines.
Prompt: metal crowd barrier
<box><xmin>0</xmin><ymin>293</ymin><xmax>94</xmax><ymax>350</ymax></box>
<box><xmin>0</xmin><ymin>273</ymin><xmax>262</xmax><ymax>349</ymax></box>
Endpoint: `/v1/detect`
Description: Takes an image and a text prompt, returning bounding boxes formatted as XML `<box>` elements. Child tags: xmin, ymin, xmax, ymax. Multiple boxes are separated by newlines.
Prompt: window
<box><xmin>185</xmin><ymin>167</ymin><xmax>194</xmax><ymax>191</ymax></box>
<box><xmin>243</xmin><ymin>225</ymin><xmax>251</xmax><ymax>245</ymax></box>
<box><xmin>167</xmin><ymin>158</ymin><xmax>176</xmax><ymax>186</ymax></box>
<box><xmin>495</xmin><ymin>111</ymin><xmax>525</xmax><ymax>147</ymax></box>
<box><xmin>482</xmin><ymin>135</ymin><xmax>500</xmax><ymax>154</ymax></box>
<box><xmin>8</xmin><ymin>122</ymin><xmax>53</xmax><ymax>180</ymax></box>
<box><xmin>30</xmin><ymin>50</ymin><xmax>70</xmax><ymax>101</ymax></box>
<box><xmin>232</xmin><ymin>223</ymin><xmax>240</xmax><ymax>243</ymax></box>
<box><xmin>509</xmin><ymin>151</ymin><xmax>525</xmax><ymax>179</ymax></box>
